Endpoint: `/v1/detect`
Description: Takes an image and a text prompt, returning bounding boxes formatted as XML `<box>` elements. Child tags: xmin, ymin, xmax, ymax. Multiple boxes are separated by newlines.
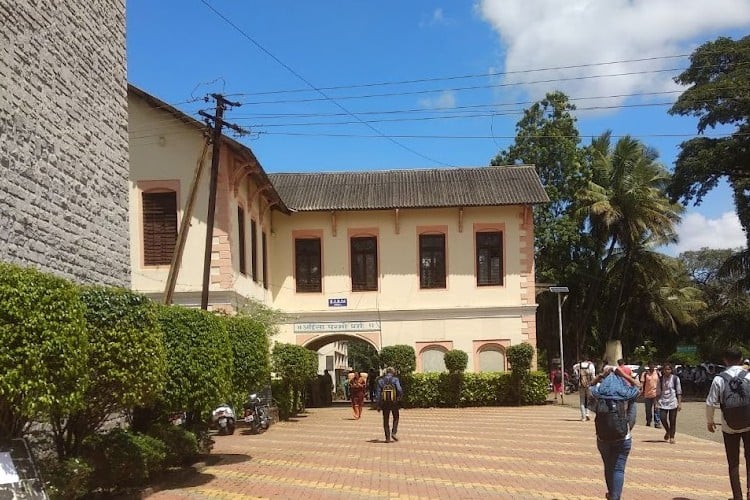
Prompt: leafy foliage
<box><xmin>444</xmin><ymin>349</ymin><xmax>469</xmax><ymax>373</ymax></box>
<box><xmin>82</xmin><ymin>428</ymin><xmax>166</xmax><ymax>491</ymax></box>
<box><xmin>50</xmin><ymin>286</ymin><xmax>166</xmax><ymax>458</ymax></box>
<box><xmin>507</xmin><ymin>343</ymin><xmax>535</xmax><ymax>405</ymax></box>
<box><xmin>0</xmin><ymin>263</ymin><xmax>88</xmax><ymax>440</ymax></box>
<box><xmin>157</xmin><ymin>305</ymin><xmax>232</xmax><ymax>424</ymax></box>
<box><xmin>378</xmin><ymin>344</ymin><xmax>416</xmax><ymax>374</ymax></box>
<box><xmin>271</xmin><ymin>343</ymin><xmax>317</xmax><ymax>414</ymax></box>
<box><xmin>224</xmin><ymin>314</ymin><xmax>272</xmax><ymax>410</ymax></box>
<box><xmin>403</xmin><ymin>371</ymin><xmax>548</xmax><ymax>407</ymax></box>
<box><xmin>492</xmin><ymin>91</ymin><xmax>588</xmax><ymax>286</ymax></box>
<box><xmin>347</xmin><ymin>340</ymin><xmax>379</xmax><ymax>371</ymax></box>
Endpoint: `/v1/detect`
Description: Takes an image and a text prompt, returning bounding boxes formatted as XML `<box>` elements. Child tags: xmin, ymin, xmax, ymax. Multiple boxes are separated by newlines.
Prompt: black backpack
<box><xmin>553</xmin><ymin>369</ymin><xmax>562</xmax><ymax>384</ymax></box>
<box><xmin>719</xmin><ymin>370</ymin><xmax>750</xmax><ymax>430</ymax></box>
<box><xmin>594</xmin><ymin>398</ymin><xmax>629</xmax><ymax>442</ymax></box>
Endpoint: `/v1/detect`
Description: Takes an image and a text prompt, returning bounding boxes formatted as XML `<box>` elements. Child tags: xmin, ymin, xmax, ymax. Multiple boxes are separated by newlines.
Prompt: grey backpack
<box><xmin>719</xmin><ymin>370</ymin><xmax>750</xmax><ymax>430</ymax></box>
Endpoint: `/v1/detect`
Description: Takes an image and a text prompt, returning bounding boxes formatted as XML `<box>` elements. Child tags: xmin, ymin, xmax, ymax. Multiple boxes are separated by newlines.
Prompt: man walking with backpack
<box><xmin>574</xmin><ymin>358</ymin><xmax>595</xmax><ymax>421</ymax></box>
<box><xmin>375</xmin><ymin>367</ymin><xmax>403</xmax><ymax>443</ymax></box>
<box><xmin>590</xmin><ymin>364</ymin><xmax>641</xmax><ymax>500</ymax></box>
<box><xmin>706</xmin><ymin>346</ymin><xmax>750</xmax><ymax>500</ymax></box>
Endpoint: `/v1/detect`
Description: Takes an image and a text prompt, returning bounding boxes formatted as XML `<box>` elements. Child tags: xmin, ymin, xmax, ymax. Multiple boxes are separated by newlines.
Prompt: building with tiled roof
<box><xmin>129</xmin><ymin>85</ymin><xmax>549</xmax><ymax>374</ymax></box>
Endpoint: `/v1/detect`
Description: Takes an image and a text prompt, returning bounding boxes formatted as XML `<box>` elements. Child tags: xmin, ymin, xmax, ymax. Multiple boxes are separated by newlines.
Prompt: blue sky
<box><xmin>127</xmin><ymin>1</ymin><xmax>749</xmax><ymax>256</ymax></box>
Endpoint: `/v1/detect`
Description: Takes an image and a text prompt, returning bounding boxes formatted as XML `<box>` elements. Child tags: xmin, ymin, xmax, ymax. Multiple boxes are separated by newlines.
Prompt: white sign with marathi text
<box><xmin>294</xmin><ymin>321</ymin><xmax>381</xmax><ymax>333</ymax></box>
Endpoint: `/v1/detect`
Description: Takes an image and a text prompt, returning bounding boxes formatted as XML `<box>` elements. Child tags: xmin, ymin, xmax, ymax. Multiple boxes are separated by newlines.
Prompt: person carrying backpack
<box><xmin>706</xmin><ymin>346</ymin><xmax>750</xmax><ymax>500</ymax></box>
<box><xmin>375</xmin><ymin>366</ymin><xmax>403</xmax><ymax>443</ymax></box>
<box><xmin>589</xmin><ymin>364</ymin><xmax>641</xmax><ymax>500</ymax></box>
<box><xmin>574</xmin><ymin>359</ymin><xmax>595</xmax><ymax>421</ymax></box>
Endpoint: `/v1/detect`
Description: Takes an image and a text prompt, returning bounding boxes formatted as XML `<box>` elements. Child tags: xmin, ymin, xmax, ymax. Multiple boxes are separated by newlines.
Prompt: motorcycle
<box><xmin>211</xmin><ymin>404</ymin><xmax>236</xmax><ymax>435</ymax></box>
<box><xmin>243</xmin><ymin>393</ymin><xmax>270</xmax><ymax>433</ymax></box>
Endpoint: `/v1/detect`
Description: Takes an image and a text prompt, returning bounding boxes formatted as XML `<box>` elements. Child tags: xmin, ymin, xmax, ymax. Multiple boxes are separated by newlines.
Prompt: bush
<box><xmin>224</xmin><ymin>314</ymin><xmax>272</xmax><ymax>410</ymax></box>
<box><xmin>50</xmin><ymin>286</ymin><xmax>166</xmax><ymax>458</ymax></box>
<box><xmin>379</xmin><ymin>345</ymin><xmax>416</xmax><ymax>375</ymax></box>
<box><xmin>41</xmin><ymin>456</ymin><xmax>92</xmax><ymax>500</ymax></box>
<box><xmin>272</xmin><ymin>343</ymin><xmax>317</xmax><ymax>414</ymax></box>
<box><xmin>83</xmin><ymin>428</ymin><xmax>166</xmax><ymax>491</ymax></box>
<box><xmin>403</xmin><ymin>371</ymin><xmax>548</xmax><ymax>407</ymax></box>
<box><xmin>0</xmin><ymin>263</ymin><xmax>88</xmax><ymax>440</ymax></box>
<box><xmin>157</xmin><ymin>305</ymin><xmax>232</xmax><ymax>425</ymax></box>
<box><xmin>146</xmin><ymin>424</ymin><xmax>200</xmax><ymax>467</ymax></box>
<box><xmin>507</xmin><ymin>343</ymin><xmax>536</xmax><ymax>405</ymax></box>
<box><xmin>444</xmin><ymin>350</ymin><xmax>469</xmax><ymax>373</ymax></box>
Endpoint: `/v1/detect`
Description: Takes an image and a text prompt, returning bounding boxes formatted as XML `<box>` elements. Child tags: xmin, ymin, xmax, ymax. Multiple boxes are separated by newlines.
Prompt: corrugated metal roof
<box><xmin>267</xmin><ymin>166</ymin><xmax>549</xmax><ymax>211</ymax></box>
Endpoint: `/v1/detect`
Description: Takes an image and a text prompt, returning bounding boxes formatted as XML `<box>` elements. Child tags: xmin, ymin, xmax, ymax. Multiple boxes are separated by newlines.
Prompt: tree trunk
<box><xmin>604</xmin><ymin>340</ymin><xmax>622</xmax><ymax>366</ymax></box>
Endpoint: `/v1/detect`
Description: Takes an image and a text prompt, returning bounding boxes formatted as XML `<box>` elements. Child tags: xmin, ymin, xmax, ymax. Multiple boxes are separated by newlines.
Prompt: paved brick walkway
<box><xmin>148</xmin><ymin>404</ymin><xmax>743</xmax><ymax>499</ymax></box>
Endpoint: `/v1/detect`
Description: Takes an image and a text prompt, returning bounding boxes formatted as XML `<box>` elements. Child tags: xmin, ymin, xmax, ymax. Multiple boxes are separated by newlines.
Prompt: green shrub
<box><xmin>507</xmin><ymin>343</ymin><xmax>536</xmax><ymax>405</ymax></box>
<box><xmin>272</xmin><ymin>343</ymin><xmax>317</xmax><ymax>414</ymax></box>
<box><xmin>157</xmin><ymin>305</ymin><xmax>232</xmax><ymax>425</ymax></box>
<box><xmin>50</xmin><ymin>286</ymin><xmax>166</xmax><ymax>458</ymax></box>
<box><xmin>146</xmin><ymin>424</ymin><xmax>199</xmax><ymax>467</ymax></box>
<box><xmin>83</xmin><ymin>428</ymin><xmax>166</xmax><ymax>491</ymax></box>
<box><xmin>41</xmin><ymin>456</ymin><xmax>92</xmax><ymax>500</ymax></box>
<box><xmin>271</xmin><ymin>378</ymin><xmax>294</xmax><ymax>421</ymax></box>
<box><xmin>404</xmin><ymin>371</ymin><xmax>547</xmax><ymax>407</ymax></box>
<box><xmin>224</xmin><ymin>314</ymin><xmax>271</xmax><ymax>410</ymax></box>
<box><xmin>444</xmin><ymin>350</ymin><xmax>469</xmax><ymax>373</ymax></box>
<box><xmin>0</xmin><ymin>263</ymin><xmax>88</xmax><ymax>440</ymax></box>
<box><xmin>668</xmin><ymin>351</ymin><xmax>700</xmax><ymax>366</ymax></box>
<box><xmin>379</xmin><ymin>345</ymin><xmax>416</xmax><ymax>374</ymax></box>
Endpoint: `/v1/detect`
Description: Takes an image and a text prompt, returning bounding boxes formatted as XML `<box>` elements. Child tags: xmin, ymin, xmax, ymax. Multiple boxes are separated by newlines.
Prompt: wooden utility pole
<box><xmin>162</xmin><ymin>136</ymin><xmax>211</xmax><ymax>305</ymax></box>
<box><xmin>198</xmin><ymin>94</ymin><xmax>243</xmax><ymax>310</ymax></box>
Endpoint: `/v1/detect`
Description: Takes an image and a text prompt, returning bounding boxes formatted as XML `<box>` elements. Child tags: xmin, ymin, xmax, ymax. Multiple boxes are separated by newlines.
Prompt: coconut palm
<box><xmin>576</xmin><ymin>133</ymin><xmax>685</xmax><ymax>359</ymax></box>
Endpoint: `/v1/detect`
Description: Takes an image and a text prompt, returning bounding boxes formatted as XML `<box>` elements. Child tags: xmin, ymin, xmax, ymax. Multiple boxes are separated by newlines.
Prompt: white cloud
<box><xmin>476</xmin><ymin>0</ymin><xmax>750</xmax><ymax>105</ymax></box>
<box><xmin>671</xmin><ymin>211</ymin><xmax>746</xmax><ymax>255</ymax></box>
<box><xmin>418</xmin><ymin>90</ymin><xmax>457</xmax><ymax>109</ymax></box>
<box><xmin>420</xmin><ymin>8</ymin><xmax>452</xmax><ymax>27</ymax></box>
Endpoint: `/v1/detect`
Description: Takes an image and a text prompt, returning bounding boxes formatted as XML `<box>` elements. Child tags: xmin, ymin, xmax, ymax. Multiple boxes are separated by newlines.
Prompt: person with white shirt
<box><xmin>706</xmin><ymin>347</ymin><xmax>750</xmax><ymax>500</ymax></box>
<box><xmin>574</xmin><ymin>359</ymin><xmax>595</xmax><ymax>421</ymax></box>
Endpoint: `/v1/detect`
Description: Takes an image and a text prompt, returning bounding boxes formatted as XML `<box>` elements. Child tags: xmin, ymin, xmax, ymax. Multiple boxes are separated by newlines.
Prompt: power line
<box><xmin>224</xmin><ymin>54</ymin><xmax>694</xmax><ymax>97</ymax></box>
<box><xmin>198</xmin><ymin>0</ymin><xmax>455</xmax><ymax>168</ymax></box>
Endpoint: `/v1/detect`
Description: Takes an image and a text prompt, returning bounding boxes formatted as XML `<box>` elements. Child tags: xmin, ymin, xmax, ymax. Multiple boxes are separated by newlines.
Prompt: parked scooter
<box><xmin>243</xmin><ymin>393</ymin><xmax>270</xmax><ymax>433</ymax></box>
<box><xmin>211</xmin><ymin>404</ymin><xmax>236</xmax><ymax>435</ymax></box>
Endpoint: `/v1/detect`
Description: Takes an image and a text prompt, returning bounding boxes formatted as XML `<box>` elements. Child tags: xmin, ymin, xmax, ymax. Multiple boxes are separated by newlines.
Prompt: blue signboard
<box><xmin>328</xmin><ymin>298</ymin><xmax>347</xmax><ymax>307</ymax></box>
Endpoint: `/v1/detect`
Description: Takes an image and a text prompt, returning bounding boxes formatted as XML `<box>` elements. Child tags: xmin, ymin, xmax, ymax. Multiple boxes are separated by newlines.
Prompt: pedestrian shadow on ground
<box><xmin>366</xmin><ymin>439</ymin><xmax>392</xmax><ymax>444</ymax></box>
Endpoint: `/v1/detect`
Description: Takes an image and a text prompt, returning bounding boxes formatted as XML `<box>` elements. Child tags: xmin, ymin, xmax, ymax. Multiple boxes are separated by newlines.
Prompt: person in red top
<box><xmin>349</xmin><ymin>371</ymin><xmax>367</xmax><ymax>420</ymax></box>
<box><xmin>550</xmin><ymin>364</ymin><xmax>564</xmax><ymax>402</ymax></box>
<box><xmin>617</xmin><ymin>359</ymin><xmax>633</xmax><ymax>386</ymax></box>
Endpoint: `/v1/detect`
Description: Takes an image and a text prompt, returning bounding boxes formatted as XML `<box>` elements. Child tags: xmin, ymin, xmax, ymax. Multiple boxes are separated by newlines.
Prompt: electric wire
<box><xmin>198</xmin><ymin>0</ymin><xmax>455</xmax><ymax>168</ymax></box>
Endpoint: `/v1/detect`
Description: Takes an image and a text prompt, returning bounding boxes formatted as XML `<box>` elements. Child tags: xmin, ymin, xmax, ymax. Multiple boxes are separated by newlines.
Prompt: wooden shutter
<box><xmin>142</xmin><ymin>191</ymin><xmax>177</xmax><ymax>266</ymax></box>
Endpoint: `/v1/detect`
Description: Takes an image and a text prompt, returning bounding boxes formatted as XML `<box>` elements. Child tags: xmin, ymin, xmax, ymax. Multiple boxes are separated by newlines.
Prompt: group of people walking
<box><xmin>571</xmin><ymin>348</ymin><xmax>750</xmax><ymax>500</ymax></box>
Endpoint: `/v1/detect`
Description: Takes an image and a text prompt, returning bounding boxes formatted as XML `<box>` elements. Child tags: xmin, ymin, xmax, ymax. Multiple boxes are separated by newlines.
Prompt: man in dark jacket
<box><xmin>375</xmin><ymin>367</ymin><xmax>403</xmax><ymax>443</ymax></box>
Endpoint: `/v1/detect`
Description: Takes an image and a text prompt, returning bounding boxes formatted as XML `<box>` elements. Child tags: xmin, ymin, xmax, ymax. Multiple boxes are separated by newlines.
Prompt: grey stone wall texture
<box><xmin>0</xmin><ymin>0</ymin><xmax>130</xmax><ymax>287</ymax></box>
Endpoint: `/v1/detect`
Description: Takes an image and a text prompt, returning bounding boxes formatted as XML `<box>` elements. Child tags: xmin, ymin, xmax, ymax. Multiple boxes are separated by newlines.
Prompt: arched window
<box><xmin>478</xmin><ymin>346</ymin><xmax>506</xmax><ymax>373</ymax></box>
<box><xmin>422</xmin><ymin>346</ymin><xmax>447</xmax><ymax>373</ymax></box>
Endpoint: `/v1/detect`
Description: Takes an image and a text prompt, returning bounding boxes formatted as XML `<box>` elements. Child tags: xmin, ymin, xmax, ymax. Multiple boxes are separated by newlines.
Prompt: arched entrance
<box><xmin>299</xmin><ymin>333</ymin><xmax>380</xmax><ymax>407</ymax></box>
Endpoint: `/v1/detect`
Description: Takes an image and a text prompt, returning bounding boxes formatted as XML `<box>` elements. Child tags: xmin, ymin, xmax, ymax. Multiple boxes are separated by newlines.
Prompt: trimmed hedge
<box><xmin>225</xmin><ymin>314</ymin><xmax>272</xmax><ymax>410</ymax></box>
<box><xmin>403</xmin><ymin>371</ymin><xmax>548</xmax><ymax>407</ymax></box>
<box><xmin>0</xmin><ymin>263</ymin><xmax>88</xmax><ymax>440</ymax></box>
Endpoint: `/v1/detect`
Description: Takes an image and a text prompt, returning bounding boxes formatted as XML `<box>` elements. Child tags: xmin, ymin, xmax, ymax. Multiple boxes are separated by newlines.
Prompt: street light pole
<box><xmin>550</xmin><ymin>286</ymin><xmax>569</xmax><ymax>404</ymax></box>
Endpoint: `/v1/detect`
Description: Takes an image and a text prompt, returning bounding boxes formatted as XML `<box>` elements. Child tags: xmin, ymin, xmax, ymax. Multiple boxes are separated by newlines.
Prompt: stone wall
<box><xmin>0</xmin><ymin>0</ymin><xmax>130</xmax><ymax>287</ymax></box>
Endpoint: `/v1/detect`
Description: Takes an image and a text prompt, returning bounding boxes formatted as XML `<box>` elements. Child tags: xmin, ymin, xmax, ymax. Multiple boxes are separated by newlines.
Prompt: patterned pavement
<box><xmin>147</xmin><ymin>404</ymin><xmax>742</xmax><ymax>499</ymax></box>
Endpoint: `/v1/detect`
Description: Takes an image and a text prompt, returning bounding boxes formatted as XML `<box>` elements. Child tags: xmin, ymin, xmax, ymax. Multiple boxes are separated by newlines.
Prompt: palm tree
<box><xmin>576</xmin><ymin>133</ymin><xmax>684</xmax><ymax>360</ymax></box>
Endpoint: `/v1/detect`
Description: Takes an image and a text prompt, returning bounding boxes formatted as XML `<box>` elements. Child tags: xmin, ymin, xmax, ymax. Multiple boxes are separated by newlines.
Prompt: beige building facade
<box><xmin>128</xmin><ymin>86</ymin><xmax>548</xmax><ymax>373</ymax></box>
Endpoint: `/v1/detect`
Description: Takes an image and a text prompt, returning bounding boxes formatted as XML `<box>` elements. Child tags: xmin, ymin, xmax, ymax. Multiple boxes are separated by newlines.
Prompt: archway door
<box><xmin>298</xmin><ymin>332</ymin><xmax>380</xmax><ymax>353</ymax></box>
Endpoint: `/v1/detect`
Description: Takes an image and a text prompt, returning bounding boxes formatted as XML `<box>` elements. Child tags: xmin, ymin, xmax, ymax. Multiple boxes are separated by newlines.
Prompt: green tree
<box><xmin>669</xmin><ymin>35</ymin><xmax>750</xmax><ymax>236</ymax></box>
<box><xmin>0</xmin><ymin>263</ymin><xmax>88</xmax><ymax>441</ymax></box>
<box><xmin>347</xmin><ymin>340</ymin><xmax>379</xmax><ymax>372</ymax></box>
<box><xmin>379</xmin><ymin>345</ymin><xmax>416</xmax><ymax>375</ymax></box>
<box><xmin>271</xmin><ymin>343</ymin><xmax>317</xmax><ymax>414</ymax></box>
<box><xmin>576</xmin><ymin>134</ymin><xmax>684</xmax><ymax>355</ymax></box>
<box><xmin>492</xmin><ymin>90</ymin><xmax>589</xmax><ymax>286</ymax></box>
<box><xmin>669</xmin><ymin>36</ymin><xmax>750</xmax><ymax>290</ymax></box>
<box><xmin>444</xmin><ymin>350</ymin><xmax>469</xmax><ymax>374</ymax></box>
